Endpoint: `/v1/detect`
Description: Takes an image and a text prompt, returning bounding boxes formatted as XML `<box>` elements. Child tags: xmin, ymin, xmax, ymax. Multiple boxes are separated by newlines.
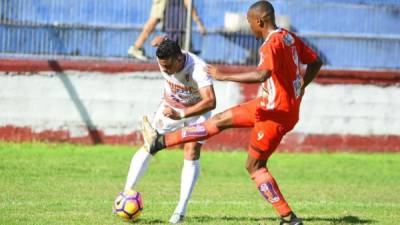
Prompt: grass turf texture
<box><xmin>0</xmin><ymin>142</ymin><xmax>399</xmax><ymax>225</ymax></box>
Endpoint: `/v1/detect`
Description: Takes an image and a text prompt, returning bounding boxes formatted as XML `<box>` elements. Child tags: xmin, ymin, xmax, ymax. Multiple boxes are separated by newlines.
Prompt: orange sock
<box><xmin>252</xmin><ymin>168</ymin><xmax>292</xmax><ymax>216</ymax></box>
<box><xmin>165</xmin><ymin>121</ymin><xmax>220</xmax><ymax>147</ymax></box>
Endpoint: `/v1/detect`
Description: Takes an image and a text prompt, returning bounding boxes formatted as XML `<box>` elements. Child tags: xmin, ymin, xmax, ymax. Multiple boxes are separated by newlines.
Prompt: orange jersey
<box><xmin>257</xmin><ymin>28</ymin><xmax>318</xmax><ymax>116</ymax></box>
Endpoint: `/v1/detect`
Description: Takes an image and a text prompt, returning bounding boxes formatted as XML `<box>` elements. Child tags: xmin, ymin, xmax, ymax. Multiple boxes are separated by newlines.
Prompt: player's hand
<box><xmin>206</xmin><ymin>65</ymin><xmax>225</xmax><ymax>81</ymax></box>
<box><xmin>163</xmin><ymin>106</ymin><xmax>181</xmax><ymax>120</ymax></box>
<box><xmin>255</xmin><ymin>106</ymin><xmax>267</xmax><ymax>122</ymax></box>
<box><xmin>151</xmin><ymin>36</ymin><xmax>167</xmax><ymax>47</ymax></box>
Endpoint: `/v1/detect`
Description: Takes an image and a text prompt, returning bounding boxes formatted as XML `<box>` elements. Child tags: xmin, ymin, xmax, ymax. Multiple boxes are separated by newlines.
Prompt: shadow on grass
<box><xmin>137</xmin><ymin>218</ymin><xmax>165</xmax><ymax>224</ymax></box>
<box><xmin>187</xmin><ymin>215</ymin><xmax>376</xmax><ymax>224</ymax></box>
<box><xmin>305</xmin><ymin>215</ymin><xmax>376</xmax><ymax>224</ymax></box>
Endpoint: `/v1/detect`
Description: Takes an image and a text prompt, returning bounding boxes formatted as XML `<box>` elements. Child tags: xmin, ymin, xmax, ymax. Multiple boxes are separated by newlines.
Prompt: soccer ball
<box><xmin>113</xmin><ymin>190</ymin><xmax>143</xmax><ymax>221</ymax></box>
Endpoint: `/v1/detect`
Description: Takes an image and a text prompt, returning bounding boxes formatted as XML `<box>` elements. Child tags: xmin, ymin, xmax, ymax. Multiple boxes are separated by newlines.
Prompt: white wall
<box><xmin>0</xmin><ymin>71</ymin><xmax>241</xmax><ymax>137</ymax></box>
<box><xmin>1</xmin><ymin>71</ymin><xmax>399</xmax><ymax>138</ymax></box>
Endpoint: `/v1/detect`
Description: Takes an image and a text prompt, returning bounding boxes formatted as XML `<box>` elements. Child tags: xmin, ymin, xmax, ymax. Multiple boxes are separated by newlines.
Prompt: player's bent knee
<box><xmin>245</xmin><ymin>153</ymin><xmax>267</xmax><ymax>174</ymax></box>
<box><xmin>210</xmin><ymin>111</ymin><xmax>232</xmax><ymax>129</ymax></box>
<box><xmin>183</xmin><ymin>143</ymin><xmax>201</xmax><ymax>160</ymax></box>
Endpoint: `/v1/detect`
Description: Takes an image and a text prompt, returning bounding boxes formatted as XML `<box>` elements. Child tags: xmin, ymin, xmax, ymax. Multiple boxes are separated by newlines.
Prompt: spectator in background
<box><xmin>164</xmin><ymin>0</ymin><xmax>206</xmax><ymax>50</ymax></box>
<box><xmin>128</xmin><ymin>0</ymin><xmax>167</xmax><ymax>60</ymax></box>
<box><xmin>128</xmin><ymin>0</ymin><xmax>206</xmax><ymax>60</ymax></box>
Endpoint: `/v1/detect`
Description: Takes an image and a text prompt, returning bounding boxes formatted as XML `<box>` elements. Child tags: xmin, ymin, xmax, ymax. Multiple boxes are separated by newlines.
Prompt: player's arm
<box><xmin>163</xmin><ymin>85</ymin><xmax>216</xmax><ymax>120</ymax></box>
<box><xmin>151</xmin><ymin>35</ymin><xmax>167</xmax><ymax>47</ymax></box>
<box><xmin>303</xmin><ymin>56</ymin><xmax>323</xmax><ymax>88</ymax></box>
<box><xmin>206</xmin><ymin>65</ymin><xmax>270</xmax><ymax>83</ymax></box>
<box><xmin>182</xmin><ymin>85</ymin><xmax>216</xmax><ymax>118</ymax></box>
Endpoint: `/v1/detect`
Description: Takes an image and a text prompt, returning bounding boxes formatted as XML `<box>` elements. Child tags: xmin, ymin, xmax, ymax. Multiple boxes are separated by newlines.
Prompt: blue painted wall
<box><xmin>0</xmin><ymin>0</ymin><xmax>399</xmax><ymax>69</ymax></box>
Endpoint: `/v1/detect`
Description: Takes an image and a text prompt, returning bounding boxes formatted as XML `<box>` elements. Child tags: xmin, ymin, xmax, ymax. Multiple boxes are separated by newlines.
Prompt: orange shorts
<box><xmin>230</xmin><ymin>98</ymin><xmax>298</xmax><ymax>160</ymax></box>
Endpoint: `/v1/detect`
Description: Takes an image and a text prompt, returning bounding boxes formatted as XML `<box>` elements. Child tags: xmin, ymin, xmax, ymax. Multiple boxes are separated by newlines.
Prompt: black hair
<box><xmin>156</xmin><ymin>39</ymin><xmax>182</xmax><ymax>59</ymax></box>
<box><xmin>249</xmin><ymin>0</ymin><xmax>275</xmax><ymax>23</ymax></box>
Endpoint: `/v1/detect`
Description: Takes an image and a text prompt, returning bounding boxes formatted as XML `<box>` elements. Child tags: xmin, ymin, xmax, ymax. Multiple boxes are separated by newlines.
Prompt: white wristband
<box><xmin>179</xmin><ymin>111</ymin><xmax>185</xmax><ymax>119</ymax></box>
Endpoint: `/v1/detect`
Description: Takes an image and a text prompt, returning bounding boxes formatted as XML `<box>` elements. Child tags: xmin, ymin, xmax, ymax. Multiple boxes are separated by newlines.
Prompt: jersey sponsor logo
<box><xmin>266</xmin><ymin>77</ymin><xmax>276</xmax><ymax>110</ymax></box>
<box><xmin>167</xmin><ymin>80</ymin><xmax>193</xmax><ymax>94</ymax></box>
<box><xmin>293</xmin><ymin>74</ymin><xmax>303</xmax><ymax>99</ymax></box>
<box><xmin>283</xmin><ymin>33</ymin><xmax>295</xmax><ymax>46</ymax></box>
<box><xmin>259</xmin><ymin>182</ymin><xmax>280</xmax><ymax>203</ymax></box>
<box><xmin>182</xmin><ymin>124</ymin><xmax>207</xmax><ymax>138</ymax></box>
<box><xmin>176</xmin><ymin>89</ymin><xmax>192</xmax><ymax>94</ymax></box>
<box><xmin>291</xmin><ymin>45</ymin><xmax>303</xmax><ymax>99</ymax></box>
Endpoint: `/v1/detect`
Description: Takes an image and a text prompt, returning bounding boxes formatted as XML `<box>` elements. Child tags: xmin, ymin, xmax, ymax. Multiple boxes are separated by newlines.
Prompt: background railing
<box><xmin>0</xmin><ymin>0</ymin><xmax>399</xmax><ymax>69</ymax></box>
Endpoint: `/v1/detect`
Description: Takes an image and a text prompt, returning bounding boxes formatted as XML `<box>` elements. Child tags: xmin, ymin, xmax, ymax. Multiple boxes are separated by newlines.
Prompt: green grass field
<box><xmin>0</xmin><ymin>142</ymin><xmax>399</xmax><ymax>225</ymax></box>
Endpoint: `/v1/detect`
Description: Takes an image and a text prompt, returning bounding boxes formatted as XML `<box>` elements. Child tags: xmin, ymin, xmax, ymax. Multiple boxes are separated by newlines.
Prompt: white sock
<box><xmin>173</xmin><ymin>159</ymin><xmax>200</xmax><ymax>216</ymax></box>
<box><xmin>124</xmin><ymin>147</ymin><xmax>152</xmax><ymax>191</ymax></box>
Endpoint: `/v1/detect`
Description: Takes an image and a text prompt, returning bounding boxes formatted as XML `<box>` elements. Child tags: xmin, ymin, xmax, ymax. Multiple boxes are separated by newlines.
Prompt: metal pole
<box><xmin>184</xmin><ymin>0</ymin><xmax>193</xmax><ymax>51</ymax></box>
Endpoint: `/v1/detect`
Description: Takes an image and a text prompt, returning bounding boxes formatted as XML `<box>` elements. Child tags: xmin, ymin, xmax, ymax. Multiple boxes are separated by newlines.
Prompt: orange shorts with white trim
<box><xmin>230</xmin><ymin>97</ymin><xmax>298</xmax><ymax>160</ymax></box>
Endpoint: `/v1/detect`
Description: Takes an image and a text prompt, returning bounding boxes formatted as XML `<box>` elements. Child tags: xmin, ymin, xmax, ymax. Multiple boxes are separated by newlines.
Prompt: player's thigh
<box><xmin>152</xmin><ymin>103</ymin><xmax>184</xmax><ymax>134</ymax></box>
<box><xmin>248</xmin><ymin>119</ymin><xmax>287</xmax><ymax>161</ymax></box>
<box><xmin>183</xmin><ymin>142</ymin><xmax>202</xmax><ymax>160</ymax></box>
<box><xmin>229</xmin><ymin>98</ymin><xmax>259</xmax><ymax>128</ymax></box>
<box><xmin>207</xmin><ymin>99</ymin><xmax>259</xmax><ymax>129</ymax></box>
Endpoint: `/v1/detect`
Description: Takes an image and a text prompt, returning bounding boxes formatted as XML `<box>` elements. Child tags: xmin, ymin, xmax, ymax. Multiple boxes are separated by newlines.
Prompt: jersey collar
<box><xmin>264</xmin><ymin>27</ymin><xmax>282</xmax><ymax>43</ymax></box>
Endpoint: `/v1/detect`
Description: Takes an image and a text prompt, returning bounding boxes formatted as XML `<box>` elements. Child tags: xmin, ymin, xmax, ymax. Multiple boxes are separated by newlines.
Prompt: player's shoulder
<box><xmin>266</xmin><ymin>28</ymin><xmax>301</xmax><ymax>49</ymax></box>
<box><xmin>186</xmin><ymin>52</ymin><xmax>208</xmax><ymax>75</ymax></box>
<box><xmin>186</xmin><ymin>51</ymin><xmax>207</xmax><ymax>67</ymax></box>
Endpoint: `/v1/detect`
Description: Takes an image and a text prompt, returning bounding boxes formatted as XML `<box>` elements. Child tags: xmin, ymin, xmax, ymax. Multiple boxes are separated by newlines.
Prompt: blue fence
<box><xmin>1</xmin><ymin>0</ymin><xmax>399</xmax><ymax>69</ymax></box>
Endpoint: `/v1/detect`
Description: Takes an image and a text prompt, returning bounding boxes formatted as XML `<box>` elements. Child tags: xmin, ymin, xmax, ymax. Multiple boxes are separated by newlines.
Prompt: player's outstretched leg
<box><xmin>141</xmin><ymin>116</ymin><xmax>221</xmax><ymax>153</ymax></box>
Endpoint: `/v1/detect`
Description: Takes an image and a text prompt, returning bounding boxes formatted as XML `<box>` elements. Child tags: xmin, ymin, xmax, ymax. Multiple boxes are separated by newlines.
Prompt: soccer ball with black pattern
<box><xmin>113</xmin><ymin>190</ymin><xmax>143</xmax><ymax>221</ymax></box>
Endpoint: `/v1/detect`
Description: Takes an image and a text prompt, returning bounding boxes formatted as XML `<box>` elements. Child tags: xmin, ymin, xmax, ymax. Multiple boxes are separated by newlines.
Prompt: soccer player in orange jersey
<box><xmin>141</xmin><ymin>1</ymin><xmax>322</xmax><ymax>224</ymax></box>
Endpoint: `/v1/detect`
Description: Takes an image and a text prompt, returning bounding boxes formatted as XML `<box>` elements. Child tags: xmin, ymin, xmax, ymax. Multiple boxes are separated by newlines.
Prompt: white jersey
<box><xmin>159</xmin><ymin>52</ymin><xmax>212</xmax><ymax>109</ymax></box>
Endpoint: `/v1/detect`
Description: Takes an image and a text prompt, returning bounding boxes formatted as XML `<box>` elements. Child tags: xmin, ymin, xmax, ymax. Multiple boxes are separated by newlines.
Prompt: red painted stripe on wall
<box><xmin>1</xmin><ymin>126</ymin><xmax>399</xmax><ymax>152</ymax></box>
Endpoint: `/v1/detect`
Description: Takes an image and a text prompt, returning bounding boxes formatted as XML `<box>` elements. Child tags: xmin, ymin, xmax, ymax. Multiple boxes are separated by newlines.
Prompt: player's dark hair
<box><xmin>249</xmin><ymin>0</ymin><xmax>275</xmax><ymax>23</ymax></box>
<box><xmin>156</xmin><ymin>39</ymin><xmax>182</xmax><ymax>60</ymax></box>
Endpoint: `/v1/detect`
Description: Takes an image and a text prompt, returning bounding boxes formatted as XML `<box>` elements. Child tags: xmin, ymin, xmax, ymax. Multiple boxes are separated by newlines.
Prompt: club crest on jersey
<box><xmin>283</xmin><ymin>33</ymin><xmax>294</xmax><ymax>46</ymax></box>
<box><xmin>182</xmin><ymin>124</ymin><xmax>207</xmax><ymax>138</ymax></box>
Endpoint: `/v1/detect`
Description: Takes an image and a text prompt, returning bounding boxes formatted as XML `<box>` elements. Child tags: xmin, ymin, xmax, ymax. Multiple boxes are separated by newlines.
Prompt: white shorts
<box><xmin>150</xmin><ymin>0</ymin><xmax>167</xmax><ymax>20</ymax></box>
<box><xmin>151</xmin><ymin>102</ymin><xmax>212</xmax><ymax>144</ymax></box>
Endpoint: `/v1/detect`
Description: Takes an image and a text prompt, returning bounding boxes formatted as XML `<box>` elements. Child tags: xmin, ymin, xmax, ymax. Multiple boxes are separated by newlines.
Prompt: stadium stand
<box><xmin>0</xmin><ymin>0</ymin><xmax>399</xmax><ymax>69</ymax></box>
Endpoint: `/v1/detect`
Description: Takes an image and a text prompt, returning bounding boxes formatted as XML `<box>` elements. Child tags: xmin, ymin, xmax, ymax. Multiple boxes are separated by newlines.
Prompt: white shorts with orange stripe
<box><xmin>151</xmin><ymin>101</ymin><xmax>212</xmax><ymax>144</ymax></box>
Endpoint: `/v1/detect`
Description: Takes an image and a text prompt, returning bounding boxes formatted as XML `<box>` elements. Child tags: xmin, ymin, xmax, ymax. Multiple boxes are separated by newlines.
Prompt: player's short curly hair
<box><xmin>156</xmin><ymin>39</ymin><xmax>182</xmax><ymax>60</ymax></box>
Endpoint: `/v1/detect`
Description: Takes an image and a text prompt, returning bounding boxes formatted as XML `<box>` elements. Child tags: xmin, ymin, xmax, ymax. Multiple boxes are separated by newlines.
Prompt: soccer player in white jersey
<box><xmin>123</xmin><ymin>38</ymin><xmax>216</xmax><ymax>224</ymax></box>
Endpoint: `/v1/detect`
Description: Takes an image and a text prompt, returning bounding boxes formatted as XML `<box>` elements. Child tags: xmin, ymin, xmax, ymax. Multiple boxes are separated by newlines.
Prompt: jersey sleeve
<box><xmin>257</xmin><ymin>43</ymin><xmax>276</xmax><ymax>71</ymax></box>
<box><xmin>193</xmin><ymin>64</ymin><xmax>213</xmax><ymax>88</ymax></box>
<box><xmin>295</xmin><ymin>36</ymin><xmax>318</xmax><ymax>64</ymax></box>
